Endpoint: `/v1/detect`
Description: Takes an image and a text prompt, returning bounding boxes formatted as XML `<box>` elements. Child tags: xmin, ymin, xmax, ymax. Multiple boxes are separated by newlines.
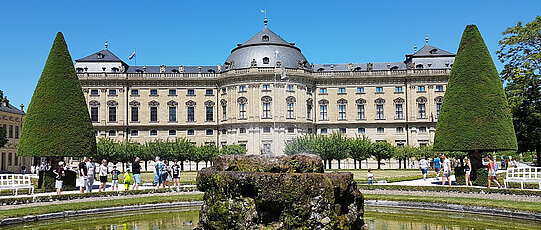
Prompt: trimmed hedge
<box><xmin>41</xmin><ymin>170</ymin><xmax>77</xmax><ymax>192</ymax></box>
<box><xmin>434</xmin><ymin>25</ymin><xmax>517</xmax><ymax>152</ymax></box>
<box><xmin>18</xmin><ymin>32</ymin><xmax>96</xmax><ymax>158</ymax></box>
<box><xmin>0</xmin><ymin>187</ymin><xmax>198</xmax><ymax>206</ymax></box>
<box><xmin>358</xmin><ymin>184</ymin><xmax>541</xmax><ymax>197</ymax></box>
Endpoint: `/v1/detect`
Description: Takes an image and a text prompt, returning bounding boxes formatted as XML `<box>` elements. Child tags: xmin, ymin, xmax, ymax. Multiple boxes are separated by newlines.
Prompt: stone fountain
<box><xmin>195</xmin><ymin>154</ymin><xmax>364</xmax><ymax>229</ymax></box>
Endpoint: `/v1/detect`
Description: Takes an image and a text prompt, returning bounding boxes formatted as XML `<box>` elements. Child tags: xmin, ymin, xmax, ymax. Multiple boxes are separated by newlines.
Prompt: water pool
<box><xmin>2</xmin><ymin>206</ymin><xmax>540</xmax><ymax>229</ymax></box>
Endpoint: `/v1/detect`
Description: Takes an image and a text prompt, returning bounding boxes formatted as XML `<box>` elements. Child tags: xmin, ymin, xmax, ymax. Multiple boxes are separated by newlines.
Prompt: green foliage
<box><xmin>172</xmin><ymin>138</ymin><xmax>195</xmax><ymax>162</ymax></box>
<box><xmin>347</xmin><ymin>135</ymin><xmax>372</xmax><ymax>164</ymax></box>
<box><xmin>18</xmin><ymin>32</ymin><xmax>96</xmax><ymax>157</ymax></box>
<box><xmin>220</xmin><ymin>144</ymin><xmax>247</xmax><ymax>155</ymax></box>
<box><xmin>358</xmin><ymin>185</ymin><xmax>541</xmax><ymax>197</ymax></box>
<box><xmin>41</xmin><ymin>170</ymin><xmax>76</xmax><ymax>192</ymax></box>
<box><xmin>434</xmin><ymin>25</ymin><xmax>517</xmax><ymax>153</ymax></box>
<box><xmin>371</xmin><ymin>141</ymin><xmax>395</xmax><ymax>169</ymax></box>
<box><xmin>0</xmin><ymin>126</ymin><xmax>7</xmax><ymax>148</ymax></box>
<box><xmin>497</xmin><ymin>16</ymin><xmax>541</xmax><ymax>165</ymax></box>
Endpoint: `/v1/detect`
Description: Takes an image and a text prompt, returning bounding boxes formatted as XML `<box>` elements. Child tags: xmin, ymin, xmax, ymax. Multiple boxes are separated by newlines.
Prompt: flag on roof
<box><xmin>129</xmin><ymin>50</ymin><xmax>136</xmax><ymax>60</ymax></box>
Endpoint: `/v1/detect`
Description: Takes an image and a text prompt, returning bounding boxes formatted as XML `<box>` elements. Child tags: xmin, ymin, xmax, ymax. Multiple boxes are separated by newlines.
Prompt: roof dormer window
<box><xmin>429</xmin><ymin>49</ymin><xmax>438</xmax><ymax>54</ymax></box>
<box><xmin>317</xmin><ymin>68</ymin><xmax>325</xmax><ymax>72</ymax></box>
<box><xmin>76</xmin><ymin>68</ymin><xmax>84</xmax><ymax>73</ymax></box>
<box><xmin>96</xmin><ymin>52</ymin><xmax>105</xmax><ymax>59</ymax></box>
<box><xmin>353</xmin><ymin>67</ymin><xmax>362</xmax><ymax>72</ymax></box>
<box><xmin>208</xmin><ymin>69</ymin><xmax>216</xmax><ymax>73</ymax></box>
<box><xmin>416</xmin><ymin>64</ymin><xmax>424</xmax><ymax>69</ymax></box>
<box><xmin>111</xmin><ymin>67</ymin><xmax>119</xmax><ymax>73</ymax></box>
<box><xmin>262</xmin><ymin>35</ymin><xmax>269</xmax><ymax>42</ymax></box>
<box><xmin>171</xmin><ymin>69</ymin><xmax>179</xmax><ymax>73</ymax></box>
<box><xmin>263</xmin><ymin>57</ymin><xmax>269</xmax><ymax>64</ymax></box>
<box><xmin>135</xmin><ymin>69</ymin><xmax>143</xmax><ymax>73</ymax></box>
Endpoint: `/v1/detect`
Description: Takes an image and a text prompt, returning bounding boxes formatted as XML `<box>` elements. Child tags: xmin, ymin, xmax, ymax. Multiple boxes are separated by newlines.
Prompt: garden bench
<box><xmin>504</xmin><ymin>167</ymin><xmax>541</xmax><ymax>190</ymax></box>
<box><xmin>0</xmin><ymin>174</ymin><xmax>35</xmax><ymax>195</ymax></box>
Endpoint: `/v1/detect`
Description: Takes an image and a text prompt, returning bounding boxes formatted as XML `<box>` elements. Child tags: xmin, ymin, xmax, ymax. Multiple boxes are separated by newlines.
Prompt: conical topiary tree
<box><xmin>434</xmin><ymin>25</ymin><xmax>517</xmax><ymax>169</ymax></box>
<box><xmin>18</xmin><ymin>32</ymin><xmax>96</xmax><ymax>167</ymax></box>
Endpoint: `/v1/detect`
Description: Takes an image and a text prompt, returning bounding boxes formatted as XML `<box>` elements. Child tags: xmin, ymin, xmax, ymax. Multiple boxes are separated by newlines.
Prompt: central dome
<box><xmin>223</xmin><ymin>27</ymin><xmax>311</xmax><ymax>71</ymax></box>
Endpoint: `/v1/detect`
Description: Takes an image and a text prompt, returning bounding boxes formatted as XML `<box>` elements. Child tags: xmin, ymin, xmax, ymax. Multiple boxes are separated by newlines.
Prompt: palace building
<box><xmin>0</xmin><ymin>90</ymin><xmax>32</xmax><ymax>172</ymax></box>
<box><xmin>75</xmin><ymin>20</ymin><xmax>455</xmax><ymax>155</ymax></box>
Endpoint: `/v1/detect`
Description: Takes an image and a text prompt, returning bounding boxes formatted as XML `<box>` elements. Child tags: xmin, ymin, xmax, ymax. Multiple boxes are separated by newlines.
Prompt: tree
<box><xmin>393</xmin><ymin>145</ymin><xmax>416</xmax><ymax>169</ymax></box>
<box><xmin>327</xmin><ymin>133</ymin><xmax>350</xmax><ymax>169</ymax></box>
<box><xmin>18</xmin><ymin>32</ymin><xmax>96</xmax><ymax>168</ymax></box>
<box><xmin>497</xmin><ymin>16</ymin><xmax>541</xmax><ymax>166</ymax></box>
<box><xmin>146</xmin><ymin>139</ymin><xmax>174</xmax><ymax>162</ymax></box>
<box><xmin>220</xmin><ymin>144</ymin><xmax>247</xmax><ymax>155</ymax></box>
<box><xmin>0</xmin><ymin>127</ymin><xmax>7</xmax><ymax>148</ymax></box>
<box><xmin>172</xmin><ymin>138</ymin><xmax>195</xmax><ymax>170</ymax></box>
<box><xmin>200</xmin><ymin>144</ymin><xmax>220</xmax><ymax>168</ymax></box>
<box><xmin>434</xmin><ymin>25</ymin><xmax>517</xmax><ymax>170</ymax></box>
<box><xmin>371</xmin><ymin>141</ymin><xmax>394</xmax><ymax>169</ymax></box>
<box><xmin>347</xmin><ymin>136</ymin><xmax>372</xmax><ymax>169</ymax></box>
<box><xmin>95</xmin><ymin>138</ymin><xmax>120</xmax><ymax>164</ymax></box>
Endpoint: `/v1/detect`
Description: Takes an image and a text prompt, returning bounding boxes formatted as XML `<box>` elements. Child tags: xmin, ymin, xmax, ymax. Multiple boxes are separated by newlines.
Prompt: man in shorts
<box><xmin>172</xmin><ymin>161</ymin><xmax>181</xmax><ymax>191</ymax></box>
<box><xmin>78</xmin><ymin>157</ymin><xmax>88</xmax><ymax>193</ymax></box>
<box><xmin>111</xmin><ymin>166</ymin><xmax>121</xmax><ymax>191</ymax></box>
<box><xmin>433</xmin><ymin>157</ymin><xmax>441</xmax><ymax>179</ymax></box>
<box><xmin>441</xmin><ymin>154</ymin><xmax>452</xmax><ymax>187</ymax></box>
<box><xmin>54</xmin><ymin>162</ymin><xmax>66</xmax><ymax>195</ymax></box>
<box><xmin>419</xmin><ymin>157</ymin><xmax>428</xmax><ymax>180</ymax></box>
<box><xmin>131</xmin><ymin>157</ymin><xmax>142</xmax><ymax>190</ymax></box>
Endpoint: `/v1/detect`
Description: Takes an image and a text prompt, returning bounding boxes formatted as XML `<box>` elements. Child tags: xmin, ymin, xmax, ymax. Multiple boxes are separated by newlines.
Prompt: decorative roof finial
<box><xmin>105</xmin><ymin>41</ymin><xmax>108</xmax><ymax>50</ymax></box>
<box><xmin>261</xmin><ymin>9</ymin><xmax>268</xmax><ymax>27</ymax></box>
<box><xmin>425</xmin><ymin>34</ymin><xmax>429</xmax><ymax>45</ymax></box>
<box><xmin>414</xmin><ymin>44</ymin><xmax>418</xmax><ymax>52</ymax></box>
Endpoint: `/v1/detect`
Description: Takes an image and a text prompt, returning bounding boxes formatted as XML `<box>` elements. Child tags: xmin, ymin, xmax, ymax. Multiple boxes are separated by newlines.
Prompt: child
<box><xmin>111</xmin><ymin>166</ymin><xmax>121</xmax><ymax>191</ymax></box>
<box><xmin>367</xmin><ymin>168</ymin><xmax>374</xmax><ymax>185</ymax></box>
<box><xmin>123</xmin><ymin>168</ymin><xmax>132</xmax><ymax>191</ymax></box>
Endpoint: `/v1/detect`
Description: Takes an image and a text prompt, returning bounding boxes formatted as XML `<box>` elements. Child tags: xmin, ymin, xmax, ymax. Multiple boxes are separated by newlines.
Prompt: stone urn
<box><xmin>195</xmin><ymin>154</ymin><xmax>364</xmax><ymax>229</ymax></box>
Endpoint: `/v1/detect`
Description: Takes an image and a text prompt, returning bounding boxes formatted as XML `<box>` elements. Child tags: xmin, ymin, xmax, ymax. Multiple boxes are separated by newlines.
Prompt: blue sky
<box><xmin>0</xmin><ymin>0</ymin><xmax>539</xmax><ymax>107</ymax></box>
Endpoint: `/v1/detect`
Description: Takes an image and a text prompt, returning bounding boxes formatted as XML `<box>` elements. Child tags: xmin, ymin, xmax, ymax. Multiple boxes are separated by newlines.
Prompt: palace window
<box><xmin>263</xmin><ymin>57</ymin><xmax>270</xmax><ymax>64</ymax></box>
<box><xmin>206</xmin><ymin>89</ymin><xmax>214</xmax><ymax>95</ymax></box>
<box><xmin>287</xmin><ymin>102</ymin><xmax>294</xmax><ymax>119</ymax></box>
<box><xmin>150</xmin><ymin>107</ymin><xmax>158</xmax><ymax>122</ymax></box>
<box><xmin>239</xmin><ymin>103</ymin><xmax>247</xmax><ymax>119</ymax></box>
<box><xmin>320</xmin><ymin>105</ymin><xmax>328</xmax><ymax>120</ymax></box>
<box><xmin>206</xmin><ymin>129</ymin><xmax>213</xmax><ymax>135</ymax></box>
<box><xmin>8</xmin><ymin>153</ymin><xmax>12</xmax><ymax>166</ymax></box>
<box><xmin>307</xmin><ymin>103</ymin><xmax>313</xmax><ymax>119</ymax></box>
<box><xmin>319</xmin><ymin>88</ymin><xmax>327</xmax><ymax>94</ymax></box>
<box><xmin>376</xmin><ymin>104</ymin><xmax>384</xmax><ymax>120</ymax></box>
<box><xmin>91</xmin><ymin>89</ymin><xmax>99</xmax><ymax>95</ymax></box>
<box><xmin>262</xmin><ymin>84</ymin><xmax>271</xmax><ymax>91</ymax></box>
<box><xmin>263</xmin><ymin>127</ymin><xmax>271</xmax><ymax>133</ymax></box>
<box><xmin>436</xmin><ymin>102</ymin><xmax>442</xmax><ymax>118</ymax></box>
<box><xmin>108</xmin><ymin>130</ymin><xmax>116</xmax><ymax>137</ymax></box>
<box><xmin>338</xmin><ymin>105</ymin><xmax>346</xmax><ymax>120</ymax></box>
<box><xmin>14</xmin><ymin>126</ymin><xmax>19</xmax><ymax>139</ymax></box>
<box><xmin>187</xmin><ymin>89</ymin><xmax>195</xmax><ymax>95</ymax></box>
<box><xmin>358</xmin><ymin>127</ymin><xmax>365</xmax><ymax>134</ymax></box>
<box><xmin>263</xmin><ymin>102</ymin><xmax>271</xmax><ymax>118</ymax></box>
<box><xmin>131</xmin><ymin>130</ymin><xmax>138</xmax><ymax>137</ymax></box>
<box><xmin>418</xmin><ymin>103</ymin><xmax>426</xmax><ymax>119</ymax></box>
<box><xmin>239</xmin><ymin>85</ymin><xmax>246</xmax><ymax>92</ymax></box>
<box><xmin>436</xmin><ymin>85</ymin><xmax>444</xmax><ymax>92</ymax></box>
<box><xmin>150</xmin><ymin>89</ymin><xmax>158</xmax><ymax>96</ymax></box>
<box><xmin>91</xmin><ymin>107</ymin><xmax>99</xmax><ymax>122</ymax></box>
<box><xmin>187</xmin><ymin>130</ymin><xmax>195</xmax><ymax>135</ymax></box>
<box><xmin>395</xmin><ymin>86</ymin><xmax>403</xmax><ymax>93</ymax></box>
<box><xmin>222</xmin><ymin>104</ymin><xmax>227</xmax><ymax>120</ymax></box>
<box><xmin>239</xmin><ymin>128</ymin><xmax>246</xmax><ymax>134</ymax></box>
<box><xmin>169</xmin><ymin>89</ymin><xmax>177</xmax><ymax>96</ymax></box>
<box><xmin>395</xmin><ymin>104</ymin><xmax>403</xmax><ymax>120</ymax></box>
<box><xmin>287</xmin><ymin>127</ymin><xmax>295</xmax><ymax>133</ymax></box>
<box><xmin>206</xmin><ymin>106</ymin><xmax>214</xmax><ymax>121</ymax></box>
<box><xmin>131</xmin><ymin>106</ymin><xmax>139</xmax><ymax>122</ymax></box>
<box><xmin>377</xmin><ymin>127</ymin><xmax>385</xmax><ymax>134</ymax></box>
<box><xmin>339</xmin><ymin>128</ymin><xmax>346</xmax><ymax>134</ymax></box>
<box><xmin>419</xmin><ymin>127</ymin><xmax>427</xmax><ymax>133</ymax></box>
<box><xmin>320</xmin><ymin>128</ymin><xmax>328</xmax><ymax>134</ymax></box>
<box><xmin>131</xmin><ymin>89</ymin><xmax>139</xmax><ymax>96</ymax></box>
<box><xmin>169</xmin><ymin>130</ymin><xmax>176</xmax><ymax>136</ymax></box>
<box><xmin>169</xmin><ymin>106</ymin><xmax>177</xmax><ymax>122</ymax></box>
<box><xmin>287</xmin><ymin>84</ymin><xmax>294</xmax><ymax>91</ymax></box>
<box><xmin>396</xmin><ymin>127</ymin><xmax>404</xmax><ymax>134</ymax></box>
<box><xmin>109</xmin><ymin>106</ymin><xmax>117</xmax><ymax>122</ymax></box>
<box><xmin>150</xmin><ymin>130</ymin><xmax>158</xmax><ymax>136</ymax></box>
<box><xmin>357</xmin><ymin>87</ymin><xmax>364</xmax><ymax>93</ymax></box>
<box><xmin>338</xmin><ymin>88</ymin><xmax>346</xmax><ymax>94</ymax></box>
<box><xmin>109</xmin><ymin>89</ymin><xmax>117</xmax><ymax>96</ymax></box>
<box><xmin>8</xmin><ymin>125</ymin><xmax>13</xmax><ymax>138</ymax></box>
<box><xmin>187</xmin><ymin>106</ymin><xmax>195</xmax><ymax>122</ymax></box>
<box><xmin>376</xmin><ymin>87</ymin><xmax>383</xmax><ymax>93</ymax></box>
<box><xmin>418</xmin><ymin>86</ymin><xmax>426</xmax><ymax>92</ymax></box>
<box><xmin>357</xmin><ymin>104</ymin><xmax>366</xmax><ymax>120</ymax></box>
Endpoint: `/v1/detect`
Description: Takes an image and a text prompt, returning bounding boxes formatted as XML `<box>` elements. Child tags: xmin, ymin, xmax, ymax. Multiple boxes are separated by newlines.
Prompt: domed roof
<box><xmin>223</xmin><ymin>27</ymin><xmax>311</xmax><ymax>71</ymax></box>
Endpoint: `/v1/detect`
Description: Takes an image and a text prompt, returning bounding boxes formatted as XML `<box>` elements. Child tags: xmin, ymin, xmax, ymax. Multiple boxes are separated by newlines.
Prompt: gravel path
<box><xmin>361</xmin><ymin>189</ymin><xmax>541</xmax><ymax>203</ymax></box>
<box><xmin>0</xmin><ymin>191</ymin><xmax>203</xmax><ymax>211</ymax></box>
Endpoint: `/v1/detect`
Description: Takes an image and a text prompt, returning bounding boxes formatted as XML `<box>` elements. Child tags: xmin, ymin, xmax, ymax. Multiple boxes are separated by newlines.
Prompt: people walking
<box><xmin>487</xmin><ymin>156</ymin><xmax>501</xmax><ymax>189</ymax></box>
<box><xmin>86</xmin><ymin>157</ymin><xmax>96</xmax><ymax>193</ymax></box>
<box><xmin>367</xmin><ymin>168</ymin><xmax>374</xmax><ymax>185</ymax></box>
<box><xmin>441</xmin><ymin>154</ymin><xmax>452</xmax><ymax>187</ymax></box>
<box><xmin>419</xmin><ymin>157</ymin><xmax>428</xmax><ymax>180</ymax></box>
<box><xmin>78</xmin><ymin>157</ymin><xmax>88</xmax><ymax>193</ymax></box>
<box><xmin>131</xmin><ymin>157</ymin><xmax>142</xmax><ymax>190</ymax></box>
<box><xmin>464</xmin><ymin>156</ymin><xmax>473</xmax><ymax>187</ymax></box>
<box><xmin>123</xmin><ymin>168</ymin><xmax>132</xmax><ymax>190</ymax></box>
<box><xmin>172</xmin><ymin>161</ymin><xmax>181</xmax><ymax>190</ymax></box>
<box><xmin>54</xmin><ymin>162</ymin><xmax>65</xmax><ymax>195</ymax></box>
<box><xmin>111</xmin><ymin>165</ymin><xmax>121</xmax><ymax>191</ymax></box>
<box><xmin>31</xmin><ymin>165</ymin><xmax>36</xmax><ymax>175</ymax></box>
<box><xmin>433</xmin><ymin>157</ymin><xmax>442</xmax><ymax>179</ymax></box>
<box><xmin>155</xmin><ymin>157</ymin><xmax>165</xmax><ymax>189</ymax></box>
<box><xmin>99</xmin><ymin>159</ymin><xmax>108</xmax><ymax>192</ymax></box>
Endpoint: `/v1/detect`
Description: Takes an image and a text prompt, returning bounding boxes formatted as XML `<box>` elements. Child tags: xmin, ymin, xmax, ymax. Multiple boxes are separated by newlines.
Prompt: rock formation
<box><xmin>196</xmin><ymin>154</ymin><xmax>364</xmax><ymax>229</ymax></box>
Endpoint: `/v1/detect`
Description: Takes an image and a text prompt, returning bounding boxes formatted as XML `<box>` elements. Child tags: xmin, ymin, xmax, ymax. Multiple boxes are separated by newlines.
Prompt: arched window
<box><xmin>417</xmin><ymin>97</ymin><xmax>428</xmax><ymax>119</ymax></box>
<box><xmin>237</xmin><ymin>97</ymin><xmax>247</xmax><ymax>119</ymax></box>
<box><xmin>261</xmin><ymin>96</ymin><xmax>272</xmax><ymax>119</ymax></box>
<box><xmin>107</xmin><ymin>100</ymin><xmax>118</xmax><ymax>123</ymax></box>
<box><xmin>263</xmin><ymin>57</ymin><xmax>270</xmax><ymax>64</ymax></box>
<box><xmin>286</xmin><ymin>96</ymin><xmax>296</xmax><ymax>119</ymax></box>
<box><xmin>374</xmin><ymin>98</ymin><xmax>385</xmax><ymax>120</ymax></box>
<box><xmin>394</xmin><ymin>98</ymin><xmax>404</xmax><ymax>120</ymax></box>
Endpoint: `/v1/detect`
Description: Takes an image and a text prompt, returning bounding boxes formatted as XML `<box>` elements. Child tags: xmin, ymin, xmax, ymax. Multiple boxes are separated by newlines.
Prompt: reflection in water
<box><xmin>1</xmin><ymin>206</ymin><xmax>540</xmax><ymax>230</ymax></box>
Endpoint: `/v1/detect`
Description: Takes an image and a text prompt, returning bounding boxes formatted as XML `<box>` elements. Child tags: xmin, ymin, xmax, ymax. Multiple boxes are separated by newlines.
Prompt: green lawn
<box><xmin>0</xmin><ymin>193</ymin><xmax>204</xmax><ymax>219</ymax></box>
<box><xmin>363</xmin><ymin>194</ymin><xmax>541</xmax><ymax>213</ymax></box>
<box><xmin>327</xmin><ymin>169</ymin><xmax>433</xmax><ymax>182</ymax></box>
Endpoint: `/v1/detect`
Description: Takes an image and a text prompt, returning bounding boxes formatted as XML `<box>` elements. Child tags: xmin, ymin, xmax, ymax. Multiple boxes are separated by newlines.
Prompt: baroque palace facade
<box><xmin>75</xmin><ymin>22</ymin><xmax>455</xmax><ymax>155</ymax></box>
<box><xmin>0</xmin><ymin>90</ymin><xmax>32</xmax><ymax>172</ymax></box>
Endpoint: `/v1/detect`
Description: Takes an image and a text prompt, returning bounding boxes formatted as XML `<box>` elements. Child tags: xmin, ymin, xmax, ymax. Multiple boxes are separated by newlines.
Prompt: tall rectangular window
<box><xmin>358</xmin><ymin>127</ymin><xmax>366</xmax><ymax>134</ymax></box>
<box><xmin>307</xmin><ymin>104</ymin><xmax>312</xmax><ymax>119</ymax></box>
<box><xmin>187</xmin><ymin>107</ymin><xmax>195</xmax><ymax>121</ymax></box>
<box><xmin>14</xmin><ymin>126</ymin><xmax>19</xmax><ymax>139</ymax></box>
<box><xmin>8</xmin><ymin>125</ymin><xmax>13</xmax><ymax>138</ymax></box>
<box><xmin>418</xmin><ymin>103</ymin><xmax>426</xmax><ymax>119</ymax></box>
<box><xmin>338</xmin><ymin>105</ymin><xmax>346</xmax><ymax>120</ymax></box>
<box><xmin>169</xmin><ymin>106</ymin><xmax>177</xmax><ymax>122</ymax></box>
<box><xmin>262</xmin><ymin>102</ymin><xmax>271</xmax><ymax>118</ymax></box>
<box><xmin>206</xmin><ymin>106</ymin><xmax>214</xmax><ymax>121</ymax></box>
<box><xmin>320</xmin><ymin>105</ymin><xmax>328</xmax><ymax>120</ymax></box>
<box><xmin>287</xmin><ymin>85</ymin><xmax>294</xmax><ymax>91</ymax></box>
<box><xmin>376</xmin><ymin>104</ymin><xmax>384</xmax><ymax>120</ymax></box>
<box><xmin>239</xmin><ymin>103</ymin><xmax>247</xmax><ymax>119</ymax></box>
<box><xmin>8</xmin><ymin>153</ymin><xmax>12</xmax><ymax>166</ymax></box>
<box><xmin>131</xmin><ymin>107</ymin><xmax>139</xmax><ymax>122</ymax></box>
<box><xmin>91</xmin><ymin>107</ymin><xmax>99</xmax><ymax>122</ymax></box>
<box><xmin>396</xmin><ymin>127</ymin><xmax>404</xmax><ymax>133</ymax></box>
<box><xmin>150</xmin><ymin>107</ymin><xmax>158</xmax><ymax>122</ymax></box>
<box><xmin>222</xmin><ymin>105</ymin><xmax>227</xmax><ymax>120</ymax></box>
<box><xmin>287</xmin><ymin>103</ymin><xmax>294</xmax><ymax>119</ymax></box>
<box><xmin>108</xmin><ymin>107</ymin><xmax>116</xmax><ymax>122</ymax></box>
<box><xmin>357</xmin><ymin>104</ymin><xmax>365</xmax><ymax>120</ymax></box>
<box><xmin>262</xmin><ymin>84</ymin><xmax>270</xmax><ymax>91</ymax></box>
<box><xmin>239</xmin><ymin>85</ymin><xmax>246</xmax><ymax>92</ymax></box>
<box><xmin>436</xmin><ymin>103</ymin><xmax>442</xmax><ymax>118</ymax></box>
<box><xmin>395</xmin><ymin>104</ymin><xmax>403</xmax><ymax>119</ymax></box>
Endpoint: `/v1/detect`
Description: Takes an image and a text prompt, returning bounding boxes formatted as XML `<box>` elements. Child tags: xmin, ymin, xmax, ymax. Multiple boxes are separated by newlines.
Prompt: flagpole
<box><xmin>135</xmin><ymin>48</ymin><xmax>137</xmax><ymax>66</ymax></box>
